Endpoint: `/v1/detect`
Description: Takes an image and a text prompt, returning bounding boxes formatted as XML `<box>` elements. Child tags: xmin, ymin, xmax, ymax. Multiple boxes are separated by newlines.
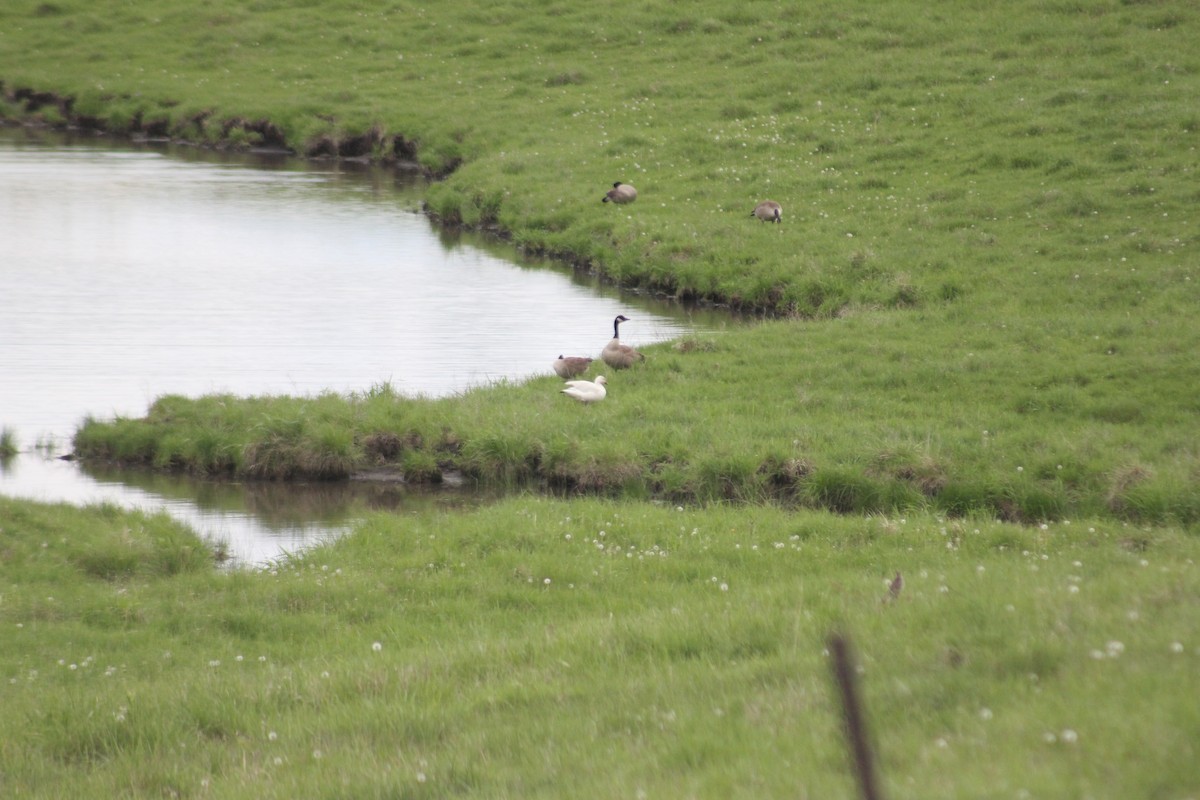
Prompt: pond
<box><xmin>0</xmin><ymin>126</ymin><xmax>729</xmax><ymax>565</ymax></box>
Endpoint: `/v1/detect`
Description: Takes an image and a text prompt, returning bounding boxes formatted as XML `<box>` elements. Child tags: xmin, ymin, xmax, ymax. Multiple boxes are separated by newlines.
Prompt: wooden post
<box><xmin>828</xmin><ymin>632</ymin><xmax>885</xmax><ymax>800</ymax></box>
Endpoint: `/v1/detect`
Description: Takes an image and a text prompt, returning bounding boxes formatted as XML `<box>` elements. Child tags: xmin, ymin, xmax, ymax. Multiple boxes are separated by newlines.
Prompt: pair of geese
<box><xmin>555</xmin><ymin>314</ymin><xmax>643</xmax><ymax>404</ymax></box>
<box><xmin>604</xmin><ymin>181</ymin><xmax>783</xmax><ymax>224</ymax></box>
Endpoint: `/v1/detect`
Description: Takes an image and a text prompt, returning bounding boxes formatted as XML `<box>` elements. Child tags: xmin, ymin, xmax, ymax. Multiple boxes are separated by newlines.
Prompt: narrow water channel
<box><xmin>0</xmin><ymin>126</ymin><xmax>727</xmax><ymax>565</ymax></box>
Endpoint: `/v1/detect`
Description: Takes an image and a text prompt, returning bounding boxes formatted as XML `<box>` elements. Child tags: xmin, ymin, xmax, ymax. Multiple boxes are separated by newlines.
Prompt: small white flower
<box><xmin>543</xmin><ymin>578</ymin><xmax>551</xmax><ymax>585</ymax></box>
<box><xmin>1061</xmin><ymin>729</ymin><xmax>1078</xmax><ymax>744</ymax></box>
<box><xmin>1106</xmin><ymin>640</ymin><xmax>1125</xmax><ymax>657</ymax></box>
<box><xmin>1169</xmin><ymin>642</ymin><xmax>1184</xmax><ymax>654</ymax></box>
<box><xmin>979</xmin><ymin>708</ymin><xmax>993</xmax><ymax>721</ymax></box>
<box><xmin>719</xmin><ymin>582</ymin><xmax>729</xmax><ymax>592</ymax></box>
<box><xmin>372</xmin><ymin>642</ymin><xmax>382</xmax><ymax>652</ymax></box>
<box><xmin>416</xmin><ymin>772</ymin><xmax>427</xmax><ymax>783</ymax></box>
<box><xmin>268</xmin><ymin>731</ymin><xmax>278</xmax><ymax>741</ymax></box>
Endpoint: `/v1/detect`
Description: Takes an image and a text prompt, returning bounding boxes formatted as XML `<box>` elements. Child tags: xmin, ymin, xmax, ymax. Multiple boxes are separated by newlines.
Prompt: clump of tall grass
<box><xmin>0</xmin><ymin>426</ymin><xmax>17</xmax><ymax>457</ymax></box>
<box><xmin>0</xmin><ymin>497</ymin><xmax>216</xmax><ymax>582</ymax></box>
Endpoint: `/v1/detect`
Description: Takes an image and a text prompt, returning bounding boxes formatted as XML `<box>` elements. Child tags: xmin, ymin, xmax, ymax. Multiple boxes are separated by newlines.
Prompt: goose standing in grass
<box><xmin>601</xmin><ymin>314</ymin><xmax>644</xmax><ymax>369</ymax></box>
<box><xmin>561</xmin><ymin>375</ymin><xmax>607</xmax><ymax>404</ymax></box>
<box><xmin>602</xmin><ymin>181</ymin><xmax>638</xmax><ymax>204</ymax></box>
<box><xmin>751</xmin><ymin>200</ymin><xmax>782</xmax><ymax>223</ymax></box>
<box><xmin>553</xmin><ymin>354</ymin><xmax>593</xmax><ymax>379</ymax></box>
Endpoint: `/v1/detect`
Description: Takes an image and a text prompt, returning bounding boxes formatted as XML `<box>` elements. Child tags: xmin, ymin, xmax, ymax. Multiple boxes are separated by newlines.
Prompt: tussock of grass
<box><xmin>0</xmin><ymin>426</ymin><xmax>18</xmax><ymax>457</ymax></box>
<box><xmin>1</xmin><ymin>496</ymin><xmax>1196</xmax><ymax>797</ymax></box>
<box><xmin>0</xmin><ymin>498</ymin><xmax>216</xmax><ymax>585</ymax></box>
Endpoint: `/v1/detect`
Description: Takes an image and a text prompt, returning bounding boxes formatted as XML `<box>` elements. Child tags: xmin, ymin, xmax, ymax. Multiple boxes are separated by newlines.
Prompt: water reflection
<box><xmin>0</xmin><ymin>451</ymin><xmax>483</xmax><ymax>566</ymax></box>
<box><xmin>0</xmin><ymin>126</ymin><xmax>728</xmax><ymax>564</ymax></box>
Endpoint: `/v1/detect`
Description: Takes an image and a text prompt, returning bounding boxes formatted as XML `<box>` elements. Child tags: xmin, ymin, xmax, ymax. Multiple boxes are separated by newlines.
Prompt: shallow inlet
<box><xmin>0</xmin><ymin>127</ymin><xmax>729</xmax><ymax>565</ymax></box>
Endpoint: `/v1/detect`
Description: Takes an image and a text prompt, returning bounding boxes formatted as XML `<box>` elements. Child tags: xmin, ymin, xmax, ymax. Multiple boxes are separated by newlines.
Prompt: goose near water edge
<box><xmin>561</xmin><ymin>375</ymin><xmax>607</xmax><ymax>404</ymax></box>
<box><xmin>553</xmin><ymin>355</ymin><xmax>593</xmax><ymax>379</ymax></box>
<box><xmin>601</xmin><ymin>315</ymin><xmax>644</xmax><ymax>370</ymax></box>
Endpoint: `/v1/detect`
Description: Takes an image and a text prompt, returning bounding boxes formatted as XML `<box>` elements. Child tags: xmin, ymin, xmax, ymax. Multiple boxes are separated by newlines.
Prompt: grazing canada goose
<box><xmin>553</xmin><ymin>354</ymin><xmax>593</xmax><ymax>379</ymax></box>
<box><xmin>601</xmin><ymin>314</ymin><xmax>644</xmax><ymax>369</ymax></box>
<box><xmin>561</xmin><ymin>375</ymin><xmax>607</xmax><ymax>404</ymax></box>
<box><xmin>602</xmin><ymin>181</ymin><xmax>638</xmax><ymax>204</ymax></box>
<box><xmin>751</xmin><ymin>200</ymin><xmax>783</xmax><ymax>223</ymax></box>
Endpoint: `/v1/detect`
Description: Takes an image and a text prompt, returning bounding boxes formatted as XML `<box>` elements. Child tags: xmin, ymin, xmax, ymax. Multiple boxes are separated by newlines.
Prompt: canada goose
<box><xmin>751</xmin><ymin>200</ymin><xmax>782</xmax><ymax>223</ymax></box>
<box><xmin>601</xmin><ymin>314</ymin><xmax>644</xmax><ymax>369</ymax></box>
<box><xmin>553</xmin><ymin>355</ymin><xmax>593</xmax><ymax>379</ymax></box>
<box><xmin>602</xmin><ymin>181</ymin><xmax>638</xmax><ymax>204</ymax></box>
<box><xmin>561</xmin><ymin>375</ymin><xmax>607</xmax><ymax>404</ymax></box>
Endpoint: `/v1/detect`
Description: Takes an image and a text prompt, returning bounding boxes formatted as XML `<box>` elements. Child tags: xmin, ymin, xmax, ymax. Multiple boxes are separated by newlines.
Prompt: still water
<box><xmin>0</xmin><ymin>127</ymin><xmax>725</xmax><ymax>565</ymax></box>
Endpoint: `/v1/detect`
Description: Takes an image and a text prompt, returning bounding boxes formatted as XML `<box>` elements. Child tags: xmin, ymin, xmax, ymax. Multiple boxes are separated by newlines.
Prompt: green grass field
<box><xmin>2</xmin><ymin>496</ymin><xmax>1197</xmax><ymax>798</ymax></box>
<box><xmin>2</xmin><ymin>0</ymin><xmax>1199</xmax><ymax>795</ymax></box>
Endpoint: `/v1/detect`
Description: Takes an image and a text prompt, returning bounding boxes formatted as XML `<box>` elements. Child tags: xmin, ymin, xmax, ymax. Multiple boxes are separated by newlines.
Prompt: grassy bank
<box><xmin>3</xmin><ymin>0</ymin><xmax>1197</xmax><ymax>522</ymax></box>
<box><xmin>2</xmin><ymin>495</ymin><xmax>1197</xmax><ymax>797</ymax></box>
<box><xmin>74</xmin><ymin>309</ymin><xmax>1199</xmax><ymax>525</ymax></box>
<box><xmin>2</xmin><ymin>0</ymin><xmax>1196</xmax><ymax>311</ymax></box>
